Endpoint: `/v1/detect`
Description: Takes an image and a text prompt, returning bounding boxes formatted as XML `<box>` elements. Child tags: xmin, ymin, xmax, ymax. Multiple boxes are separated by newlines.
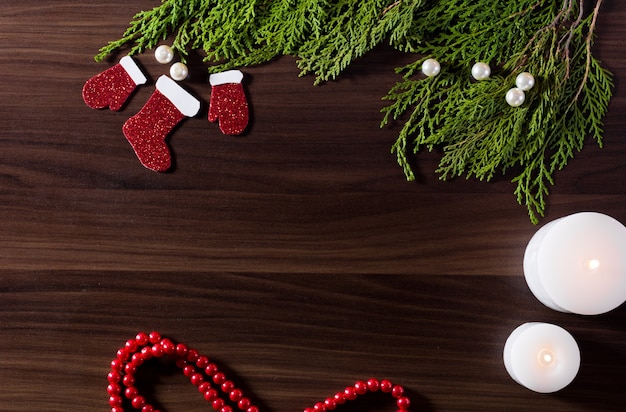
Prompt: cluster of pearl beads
<box><xmin>421</xmin><ymin>59</ymin><xmax>494</xmax><ymax>80</ymax></box>
<box><xmin>505</xmin><ymin>72</ymin><xmax>535</xmax><ymax>107</ymax></box>
<box><xmin>154</xmin><ymin>45</ymin><xmax>189</xmax><ymax>81</ymax></box>
<box><xmin>422</xmin><ymin>59</ymin><xmax>536</xmax><ymax>108</ymax></box>
<box><xmin>107</xmin><ymin>331</ymin><xmax>411</xmax><ymax>412</ymax></box>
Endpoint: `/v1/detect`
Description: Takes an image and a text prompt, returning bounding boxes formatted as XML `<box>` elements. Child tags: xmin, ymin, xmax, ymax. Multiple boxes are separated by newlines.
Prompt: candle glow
<box><xmin>537</xmin><ymin>348</ymin><xmax>555</xmax><ymax>367</ymax></box>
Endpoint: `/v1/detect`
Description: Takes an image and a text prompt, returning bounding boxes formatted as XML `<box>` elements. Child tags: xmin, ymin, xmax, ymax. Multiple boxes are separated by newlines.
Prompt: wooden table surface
<box><xmin>1</xmin><ymin>1</ymin><xmax>626</xmax><ymax>411</ymax></box>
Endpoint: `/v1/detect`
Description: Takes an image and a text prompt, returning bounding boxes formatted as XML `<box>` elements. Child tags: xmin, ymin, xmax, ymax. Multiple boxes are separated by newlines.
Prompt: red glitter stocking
<box><xmin>82</xmin><ymin>56</ymin><xmax>147</xmax><ymax>111</ymax></box>
<box><xmin>122</xmin><ymin>75</ymin><xmax>200</xmax><ymax>172</ymax></box>
<box><xmin>208</xmin><ymin>70</ymin><xmax>249</xmax><ymax>135</ymax></box>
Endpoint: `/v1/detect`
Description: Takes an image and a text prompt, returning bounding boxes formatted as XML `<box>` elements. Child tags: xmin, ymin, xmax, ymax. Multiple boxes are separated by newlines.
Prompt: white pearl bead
<box><xmin>421</xmin><ymin>58</ymin><xmax>441</xmax><ymax>77</ymax></box>
<box><xmin>516</xmin><ymin>72</ymin><xmax>535</xmax><ymax>91</ymax></box>
<box><xmin>506</xmin><ymin>88</ymin><xmax>526</xmax><ymax>107</ymax></box>
<box><xmin>170</xmin><ymin>62</ymin><xmax>189</xmax><ymax>81</ymax></box>
<box><xmin>155</xmin><ymin>45</ymin><xmax>174</xmax><ymax>64</ymax></box>
<box><xmin>471</xmin><ymin>62</ymin><xmax>491</xmax><ymax>80</ymax></box>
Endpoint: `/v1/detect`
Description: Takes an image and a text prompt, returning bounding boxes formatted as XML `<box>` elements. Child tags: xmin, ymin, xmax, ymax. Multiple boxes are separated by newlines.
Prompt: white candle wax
<box><xmin>503</xmin><ymin>323</ymin><xmax>580</xmax><ymax>393</ymax></box>
<box><xmin>523</xmin><ymin>212</ymin><xmax>626</xmax><ymax>315</ymax></box>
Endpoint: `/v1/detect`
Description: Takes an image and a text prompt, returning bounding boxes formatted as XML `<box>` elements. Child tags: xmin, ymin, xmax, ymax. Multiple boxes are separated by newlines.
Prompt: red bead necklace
<box><xmin>107</xmin><ymin>331</ymin><xmax>411</xmax><ymax>412</ymax></box>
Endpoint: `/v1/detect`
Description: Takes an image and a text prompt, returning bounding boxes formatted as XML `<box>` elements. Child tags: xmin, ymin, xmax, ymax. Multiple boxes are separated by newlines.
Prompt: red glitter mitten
<box><xmin>82</xmin><ymin>56</ymin><xmax>147</xmax><ymax>111</ymax></box>
<box><xmin>208</xmin><ymin>70</ymin><xmax>249</xmax><ymax>135</ymax></box>
<box><xmin>122</xmin><ymin>75</ymin><xmax>200</xmax><ymax>172</ymax></box>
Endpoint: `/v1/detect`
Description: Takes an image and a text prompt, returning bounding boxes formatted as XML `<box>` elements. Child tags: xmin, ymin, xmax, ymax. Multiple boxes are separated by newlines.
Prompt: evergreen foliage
<box><xmin>95</xmin><ymin>0</ymin><xmax>611</xmax><ymax>223</ymax></box>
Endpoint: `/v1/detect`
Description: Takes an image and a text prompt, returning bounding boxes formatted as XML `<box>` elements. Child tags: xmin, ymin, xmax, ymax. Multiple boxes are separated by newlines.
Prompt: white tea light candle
<box><xmin>503</xmin><ymin>323</ymin><xmax>580</xmax><ymax>393</ymax></box>
<box><xmin>523</xmin><ymin>212</ymin><xmax>626</xmax><ymax>315</ymax></box>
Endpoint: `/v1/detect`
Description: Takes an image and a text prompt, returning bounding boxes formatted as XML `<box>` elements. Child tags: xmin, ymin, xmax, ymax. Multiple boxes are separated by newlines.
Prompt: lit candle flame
<box><xmin>584</xmin><ymin>258</ymin><xmax>601</xmax><ymax>271</ymax></box>
<box><xmin>537</xmin><ymin>348</ymin><xmax>555</xmax><ymax>367</ymax></box>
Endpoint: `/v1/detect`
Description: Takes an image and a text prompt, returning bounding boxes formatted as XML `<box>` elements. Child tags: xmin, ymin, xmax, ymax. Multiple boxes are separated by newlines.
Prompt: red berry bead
<box><xmin>175</xmin><ymin>343</ymin><xmax>189</xmax><ymax>358</ymax></box>
<box><xmin>198</xmin><ymin>382</ymin><xmax>212</xmax><ymax>393</ymax></box>
<box><xmin>183</xmin><ymin>365</ymin><xmax>196</xmax><ymax>377</ymax></box>
<box><xmin>304</xmin><ymin>408</ymin><xmax>315</xmax><ymax>412</ymax></box>
<box><xmin>238</xmin><ymin>397</ymin><xmax>252</xmax><ymax>410</ymax></box>
<box><xmin>160</xmin><ymin>338</ymin><xmax>176</xmax><ymax>355</ymax></box>
<box><xmin>221</xmin><ymin>380</ymin><xmax>235</xmax><ymax>393</ymax></box>
<box><xmin>110</xmin><ymin>358</ymin><xmax>123</xmax><ymax>371</ymax></box>
<box><xmin>391</xmin><ymin>385</ymin><xmax>404</xmax><ymax>398</ymax></box>
<box><xmin>204</xmin><ymin>388</ymin><xmax>219</xmax><ymax>402</ymax></box>
<box><xmin>141</xmin><ymin>346</ymin><xmax>153</xmax><ymax>360</ymax></box>
<box><xmin>212</xmin><ymin>398</ymin><xmax>225</xmax><ymax>411</ymax></box>
<box><xmin>124</xmin><ymin>363</ymin><xmax>137</xmax><ymax>375</ymax></box>
<box><xmin>191</xmin><ymin>372</ymin><xmax>205</xmax><ymax>386</ymax></box>
<box><xmin>221</xmin><ymin>406</ymin><xmax>233</xmax><ymax>412</ymax></box>
<box><xmin>186</xmin><ymin>348</ymin><xmax>200</xmax><ymax>363</ymax></box>
<box><xmin>213</xmin><ymin>372</ymin><xmax>227</xmax><ymax>385</ymax></box>
<box><xmin>313</xmin><ymin>402</ymin><xmax>326</xmax><ymax>412</ymax></box>
<box><xmin>354</xmin><ymin>381</ymin><xmax>368</xmax><ymax>395</ymax></box>
<box><xmin>111</xmin><ymin>407</ymin><xmax>124</xmax><ymax>412</ymax></box>
<box><xmin>125</xmin><ymin>339</ymin><xmax>139</xmax><ymax>352</ymax></box>
<box><xmin>380</xmin><ymin>379</ymin><xmax>393</xmax><ymax>393</ymax></box>
<box><xmin>122</xmin><ymin>374</ymin><xmax>135</xmax><ymax>387</ymax></box>
<box><xmin>333</xmin><ymin>392</ymin><xmax>346</xmax><ymax>404</ymax></box>
<box><xmin>117</xmin><ymin>348</ymin><xmax>130</xmax><ymax>361</ymax></box>
<box><xmin>151</xmin><ymin>343</ymin><xmax>164</xmax><ymax>357</ymax></box>
<box><xmin>125</xmin><ymin>386</ymin><xmax>139</xmax><ymax>399</ymax></box>
<box><xmin>196</xmin><ymin>355</ymin><xmax>210</xmax><ymax>368</ymax></box>
<box><xmin>247</xmin><ymin>406</ymin><xmax>259</xmax><ymax>412</ymax></box>
<box><xmin>230</xmin><ymin>389</ymin><xmax>243</xmax><ymax>402</ymax></box>
<box><xmin>107</xmin><ymin>371</ymin><xmax>121</xmax><ymax>383</ymax></box>
<box><xmin>131</xmin><ymin>352</ymin><xmax>144</xmax><ymax>366</ymax></box>
<box><xmin>135</xmin><ymin>332</ymin><xmax>149</xmax><ymax>346</ymax></box>
<box><xmin>324</xmin><ymin>397</ymin><xmax>336</xmax><ymax>411</ymax></box>
<box><xmin>107</xmin><ymin>383</ymin><xmax>121</xmax><ymax>396</ymax></box>
<box><xmin>108</xmin><ymin>395</ymin><xmax>123</xmax><ymax>407</ymax></box>
<box><xmin>142</xmin><ymin>405</ymin><xmax>155</xmax><ymax>412</ymax></box>
<box><xmin>366</xmin><ymin>378</ymin><xmax>380</xmax><ymax>392</ymax></box>
<box><xmin>205</xmin><ymin>363</ymin><xmax>219</xmax><ymax>376</ymax></box>
<box><xmin>343</xmin><ymin>386</ymin><xmax>357</xmax><ymax>401</ymax></box>
<box><xmin>132</xmin><ymin>395</ymin><xmax>147</xmax><ymax>409</ymax></box>
<box><xmin>148</xmin><ymin>331</ymin><xmax>161</xmax><ymax>344</ymax></box>
<box><xmin>397</xmin><ymin>396</ymin><xmax>411</xmax><ymax>410</ymax></box>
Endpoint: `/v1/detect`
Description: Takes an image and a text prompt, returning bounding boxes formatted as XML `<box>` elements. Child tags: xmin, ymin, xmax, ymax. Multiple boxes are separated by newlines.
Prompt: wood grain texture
<box><xmin>1</xmin><ymin>1</ymin><xmax>626</xmax><ymax>411</ymax></box>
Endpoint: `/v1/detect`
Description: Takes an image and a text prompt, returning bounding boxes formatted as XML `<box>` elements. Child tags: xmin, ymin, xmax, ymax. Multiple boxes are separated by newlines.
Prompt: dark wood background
<box><xmin>1</xmin><ymin>1</ymin><xmax>626</xmax><ymax>411</ymax></box>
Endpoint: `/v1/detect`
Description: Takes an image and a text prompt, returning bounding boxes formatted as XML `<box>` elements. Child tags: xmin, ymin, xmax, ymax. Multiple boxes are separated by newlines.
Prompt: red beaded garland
<box><xmin>107</xmin><ymin>332</ymin><xmax>411</xmax><ymax>412</ymax></box>
<box><xmin>135</xmin><ymin>332</ymin><xmax>149</xmax><ymax>346</ymax></box>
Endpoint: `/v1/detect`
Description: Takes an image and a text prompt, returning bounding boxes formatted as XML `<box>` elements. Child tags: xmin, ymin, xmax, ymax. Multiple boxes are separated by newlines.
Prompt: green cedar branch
<box><xmin>383</xmin><ymin>0</ymin><xmax>611</xmax><ymax>223</ymax></box>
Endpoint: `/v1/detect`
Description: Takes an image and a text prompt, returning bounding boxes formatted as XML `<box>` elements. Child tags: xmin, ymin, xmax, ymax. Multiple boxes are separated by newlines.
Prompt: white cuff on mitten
<box><xmin>119</xmin><ymin>56</ymin><xmax>148</xmax><ymax>86</ymax></box>
<box><xmin>209</xmin><ymin>70</ymin><xmax>243</xmax><ymax>86</ymax></box>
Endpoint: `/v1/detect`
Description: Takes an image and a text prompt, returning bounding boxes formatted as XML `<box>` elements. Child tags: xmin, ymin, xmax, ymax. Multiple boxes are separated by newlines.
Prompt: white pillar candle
<box><xmin>523</xmin><ymin>212</ymin><xmax>626</xmax><ymax>315</ymax></box>
<box><xmin>503</xmin><ymin>322</ymin><xmax>580</xmax><ymax>393</ymax></box>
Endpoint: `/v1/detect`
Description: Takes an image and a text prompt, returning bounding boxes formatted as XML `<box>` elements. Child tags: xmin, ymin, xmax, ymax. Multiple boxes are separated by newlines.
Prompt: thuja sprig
<box><xmin>382</xmin><ymin>0</ymin><xmax>611</xmax><ymax>223</ymax></box>
<box><xmin>94</xmin><ymin>0</ymin><xmax>420</xmax><ymax>76</ymax></box>
<box><xmin>95</xmin><ymin>0</ymin><xmax>265</xmax><ymax>63</ymax></box>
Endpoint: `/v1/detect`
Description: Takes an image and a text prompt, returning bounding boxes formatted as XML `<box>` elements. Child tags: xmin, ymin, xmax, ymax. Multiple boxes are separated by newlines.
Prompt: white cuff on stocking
<box><xmin>156</xmin><ymin>75</ymin><xmax>201</xmax><ymax>117</ymax></box>
<box><xmin>209</xmin><ymin>70</ymin><xmax>243</xmax><ymax>86</ymax></box>
<box><xmin>119</xmin><ymin>56</ymin><xmax>148</xmax><ymax>86</ymax></box>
